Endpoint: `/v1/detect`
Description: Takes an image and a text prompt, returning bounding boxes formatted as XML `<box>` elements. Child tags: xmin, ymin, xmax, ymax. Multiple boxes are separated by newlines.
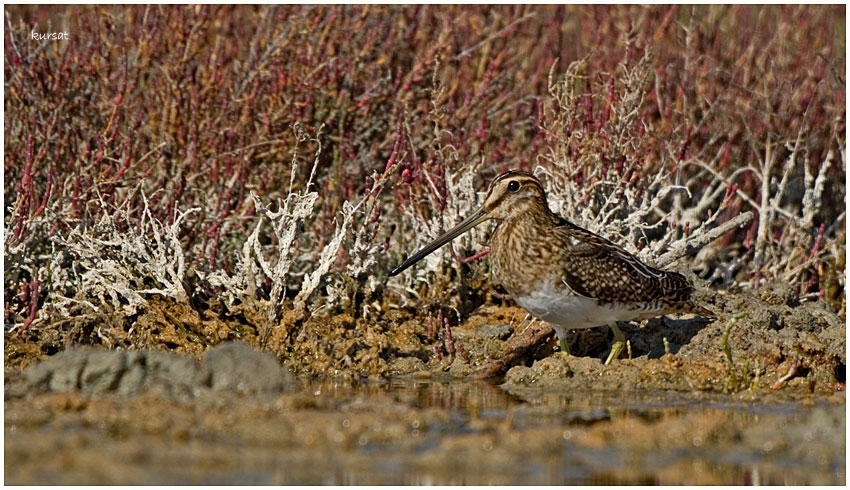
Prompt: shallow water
<box><xmin>6</xmin><ymin>377</ymin><xmax>843</xmax><ymax>485</ymax></box>
<box><xmin>297</xmin><ymin>379</ymin><xmax>843</xmax><ymax>485</ymax></box>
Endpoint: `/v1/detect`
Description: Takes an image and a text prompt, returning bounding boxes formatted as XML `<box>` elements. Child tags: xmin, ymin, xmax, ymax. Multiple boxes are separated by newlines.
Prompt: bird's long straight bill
<box><xmin>389</xmin><ymin>207</ymin><xmax>489</xmax><ymax>276</ymax></box>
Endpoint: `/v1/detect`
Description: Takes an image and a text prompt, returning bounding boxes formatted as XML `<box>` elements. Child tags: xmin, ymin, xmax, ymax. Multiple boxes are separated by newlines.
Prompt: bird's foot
<box><xmin>603</xmin><ymin>323</ymin><xmax>626</xmax><ymax>366</ymax></box>
<box><xmin>553</xmin><ymin>351</ymin><xmax>571</xmax><ymax>361</ymax></box>
<box><xmin>555</xmin><ymin>337</ymin><xmax>571</xmax><ymax>360</ymax></box>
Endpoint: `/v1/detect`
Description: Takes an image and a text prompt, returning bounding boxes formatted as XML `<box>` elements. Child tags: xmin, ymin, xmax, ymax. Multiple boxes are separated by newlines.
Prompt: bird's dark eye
<box><xmin>507</xmin><ymin>180</ymin><xmax>520</xmax><ymax>192</ymax></box>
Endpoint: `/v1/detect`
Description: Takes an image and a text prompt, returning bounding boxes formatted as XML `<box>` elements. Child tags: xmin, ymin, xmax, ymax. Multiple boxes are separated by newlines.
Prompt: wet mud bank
<box><xmin>4</xmin><ymin>371</ymin><xmax>845</xmax><ymax>485</ymax></box>
<box><xmin>4</xmin><ymin>283</ymin><xmax>846</xmax><ymax>484</ymax></box>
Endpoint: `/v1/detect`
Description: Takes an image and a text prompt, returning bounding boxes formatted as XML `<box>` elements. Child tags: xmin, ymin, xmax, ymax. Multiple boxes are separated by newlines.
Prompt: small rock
<box><xmin>115</xmin><ymin>353</ymin><xmax>147</xmax><ymax>396</ymax></box>
<box><xmin>198</xmin><ymin>342</ymin><xmax>294</xmax><ymax>395</ymax></box>
<box><xmin>20</xmin><ymin>346</ymin><xmax>201</xmax><ymax>400</ymax></box>
<box><xmin>79</xmin><ymin>349</ymin><xmax>127</xmax><ymax>394</ymax></box>
<box><xmin>475</xmin><ymin>323</ymin><xmax>512</xmax><ymax>340</ymax></box>
<box><xmin>136</xmin><ymin>350</ymin><xmax>199</xmax><ymax>399</ymax></box>
<box><xmin>504</xmin><ymin>365</ymin><xmax>538</xmax><ymax>386</ymax></box>
<box><xmin>447</xmin><ymin>357</ymin><xmax>476</xmax><ymax>377</ymax></box>
<box><xmin>23</xmin><ymin>348</ymin><xmax>86</xmax><ymax>393</ymax></box>
<box><xmin>530</xmin><ymin>357</ymin><xmax>573</xmax><ymax>379</ymax></box>
<box><xmin>388</xmin><ymin>356</ymin><xmax>427</xmax><ymax>375</ymax></box>
<box><xmin>758</xmin><ymin>282</ymin><xmax>796</xmax><ymax>307</ymax></box>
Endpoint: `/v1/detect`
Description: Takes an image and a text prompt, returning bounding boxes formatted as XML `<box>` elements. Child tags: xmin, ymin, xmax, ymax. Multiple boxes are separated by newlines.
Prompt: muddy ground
<box><xmin>4</xmin><ymin>282</ymin><xmax>846</xmax><ymax>484</ymax></box>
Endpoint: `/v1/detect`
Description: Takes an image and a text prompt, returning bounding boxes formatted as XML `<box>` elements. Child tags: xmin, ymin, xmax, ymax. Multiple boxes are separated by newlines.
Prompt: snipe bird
<box><xmin>390</xmin><ymin>170</ymin><xmax>712</xmax><ymax>365</ymax></box>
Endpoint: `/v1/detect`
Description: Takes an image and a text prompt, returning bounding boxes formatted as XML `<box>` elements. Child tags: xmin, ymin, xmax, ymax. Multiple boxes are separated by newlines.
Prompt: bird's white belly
<box><xmin>514</xmin><ymin>285</ymin><xmax>648</xmax><ymax>330</ymax></box>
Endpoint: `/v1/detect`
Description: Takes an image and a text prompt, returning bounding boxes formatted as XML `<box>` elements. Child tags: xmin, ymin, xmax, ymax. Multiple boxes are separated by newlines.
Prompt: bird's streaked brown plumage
<box><xmin>390</xmin><ymin>170</ymin><xmax>712</xmax><ymax>364</ymax></box>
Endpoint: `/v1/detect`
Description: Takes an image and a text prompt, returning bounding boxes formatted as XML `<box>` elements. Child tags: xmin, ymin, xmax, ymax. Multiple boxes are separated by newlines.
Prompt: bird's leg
<box><xmin>559</xmin><ymin>337</ymin><xmax>571</xmax><ymax>356</ymax></box>
<box><xmin>551</xmin><ymin>331</ymin><xmax>572</xmax><ymax>360</ymax></box>
<box><xmin>604</xmin><ymin>323</ymin><xmax>626</xmax><ymax>365</ymax></box>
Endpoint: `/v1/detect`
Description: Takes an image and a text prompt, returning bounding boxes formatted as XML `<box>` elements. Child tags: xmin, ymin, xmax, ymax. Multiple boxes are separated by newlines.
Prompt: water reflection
<box><xmin>293</xmin><ymin>378</ymin><xmax>844</xmax><ymax>485</ymax></box>
<box><xmin>6</xmin><ymin>377</ymin><xmax>843</xmax><ymax>485</ymax></box>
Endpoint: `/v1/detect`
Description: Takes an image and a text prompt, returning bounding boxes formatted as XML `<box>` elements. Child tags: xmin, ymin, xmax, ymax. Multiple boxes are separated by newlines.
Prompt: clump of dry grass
<box><xmin>4</xmin><ymin>6</ymin><xmax>844</xmax><ymax>364</ymax></box>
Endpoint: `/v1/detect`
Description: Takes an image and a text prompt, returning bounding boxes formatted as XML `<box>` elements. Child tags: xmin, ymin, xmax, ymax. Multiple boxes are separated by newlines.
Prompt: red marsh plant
<box><xmin>4</xmin><ymin>5</ymin><xmax>844</xmax><ymax>355</ymax></box>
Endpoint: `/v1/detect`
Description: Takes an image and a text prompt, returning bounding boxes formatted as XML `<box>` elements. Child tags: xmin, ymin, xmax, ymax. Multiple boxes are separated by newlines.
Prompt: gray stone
<box><xmin>17</xmin><ymin>342</ymin><xmax>293</xmax><ymax>400</ymax></box>
<box><xmin>79</xmin><ymin>349</ymin><xmax>127</xmax><ymax>395</ymax></box>
<box><xmin>199</xmin><ymin>342</ymin><xmax>294</xmax><ymax>395</ymax></box>
<box><xmin>143</xmin><ymin>350</ymin><xmax>199</xmax><ymax>399</ymax></box>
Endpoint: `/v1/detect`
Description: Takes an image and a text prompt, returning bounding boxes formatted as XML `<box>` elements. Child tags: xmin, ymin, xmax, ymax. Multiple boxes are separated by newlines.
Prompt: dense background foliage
<box><xmin>5</xmin><ymin>6</ymin><xmax>845</xmax><ymax>356</ymax></box>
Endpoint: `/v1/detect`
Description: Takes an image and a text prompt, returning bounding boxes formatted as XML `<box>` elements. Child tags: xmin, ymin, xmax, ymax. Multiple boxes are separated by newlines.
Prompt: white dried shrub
<box><xmin>49</xmin><ymin>190</ymin><xmax>197</xmax><ymax>318</ymax></box>
<box><xmin>201</xmin><ymin>123</ymin><xmax>393</xmax><ymax>324</ymax></box>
